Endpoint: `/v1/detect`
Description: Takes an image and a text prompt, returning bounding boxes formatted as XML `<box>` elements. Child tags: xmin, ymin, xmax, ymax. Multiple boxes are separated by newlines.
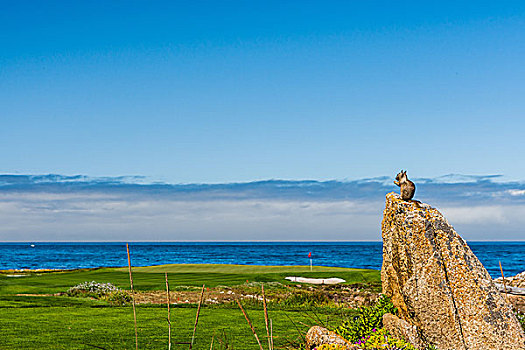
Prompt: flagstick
<box><xmin>127</xmin><ymin>243</ymin><xmax>138</xmax><ymax>350</ymax></box>
<box><xmin>310</xmin><ymin>258</ymin><xmax>312</xmax><ymax>272</ymax></box>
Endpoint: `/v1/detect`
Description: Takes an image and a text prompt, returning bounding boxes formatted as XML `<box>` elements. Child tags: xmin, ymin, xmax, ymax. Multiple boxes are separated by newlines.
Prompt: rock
<box><xmin>381</xmin><ymin>192</ymin><xmax>525</xmax><ymax>350</ymax></box>
<box><xmin>382</xmin><ymin>313</ymin><xmax>425</xmax><ymax>350</ymax></box>
<box><xmin>508</xmin><ymin>294</ymin><xmax>525</xmax><ymax>314</ymax></box>
<box><xmin>494</xmin><ymin>283</ymin><xmax>525</xmax><ymax>295</ymax></box>
<box><xmin>305</xmin><ymin>326</ymin><xmax>360</xmax><ymax>350</ymax></box>
<box><xmin>495</xmin><ymin>271</ymin><xmax>525</xmax><ymax>288</ymax></box>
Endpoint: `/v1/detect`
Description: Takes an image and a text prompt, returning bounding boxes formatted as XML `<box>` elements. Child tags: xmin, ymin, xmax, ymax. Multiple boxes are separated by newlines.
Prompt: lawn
<box><xmin>0</xmin><ymin>264</ymin><xmax>380</xmax><ymax>349</ymax></box>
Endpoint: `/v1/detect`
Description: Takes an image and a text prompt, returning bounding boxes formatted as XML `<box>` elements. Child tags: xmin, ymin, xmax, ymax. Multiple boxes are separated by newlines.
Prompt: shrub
<box><xmin>357</xmin><ymin>328</ymin><xmax>417</xmax><ymax>350</ymax></box>
<box><xmin>102</xmin><ymin>290</ymin><xmax>132</xmax><ymax>305</ymax></box>
<box><xmin>66</xmin><ymin>281</ymin><xmax>119</xmax><ymax>297</ymax></box>
<box><xmin>275</xmin><ymin>290</ymin><xmax>331</xmax><ymax>307</ymax></box>
<box><xmin>517</xmin><ymin>311</ymin><xmax>525</xmax><ymax>331</ymax></box>
<box><xmin>334</xmin><ymin>294</ymin><xmax>396</xmax><ymax>343</ymax></box>
<box><xmin>66</xmin><ymin>281</ymin><xmax>129</xmax><ymax>304</ymax></box>
<box><xmin>314</xmin><ymin>344</ymin><xmax>347</xmax><ymax>350</ymax></box>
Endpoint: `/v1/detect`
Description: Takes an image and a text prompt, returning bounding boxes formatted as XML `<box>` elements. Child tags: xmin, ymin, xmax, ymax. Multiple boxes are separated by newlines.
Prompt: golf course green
<box><xmin>0</xmin><ymin>264</ymin><xmax>380</xmax><ymax>349</ymax></box>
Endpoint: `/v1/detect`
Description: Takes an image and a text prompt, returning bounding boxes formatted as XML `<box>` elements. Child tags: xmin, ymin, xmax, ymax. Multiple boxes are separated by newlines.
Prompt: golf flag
<box><xmin>308</xmin><ymin>252</ymin><xmax>311</xmax><ymax>258</ymax></box>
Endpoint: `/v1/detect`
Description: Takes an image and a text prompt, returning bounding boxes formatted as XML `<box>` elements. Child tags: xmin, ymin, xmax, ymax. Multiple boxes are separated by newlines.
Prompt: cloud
<box><xmin>0</xmin><ymin>193</ymin><xmax>383</xmax><ymax>241</ymax></box>
<box><xmin>441</xmin><ymin>206</ymin><xmax>511</xmax><ymax>225</ymax></box>
<box><xmin>1</xmin><ymin>173</ymin><xmax>524</xmax><ymax>241</ymax></box>
<box><xmin>507</xmin><ymin>189</ymin><xmax>525</xmax><ymax>196</ymax></box>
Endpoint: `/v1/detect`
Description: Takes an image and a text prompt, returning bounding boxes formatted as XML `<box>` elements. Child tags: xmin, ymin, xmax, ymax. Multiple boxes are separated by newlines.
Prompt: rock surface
<box><xmin>508</xmin><ymin>294</ymin><xmax>525</xmax><ymax>314</ymax></box>
<box><xmin>305</xmin><ymin>326</ymin><xmax>359</xmax><ymax>350</ymax></box>
<box><xmin>495</xmin><ymin>271</ymin><xmax>525</xmax><ymax>288</ymax></box>
<box><xmin>382</xmin><ymin>313</ymin><xmax>425</xmax><ymax>350</ymax></box>
<box><xmin>381</xmin><ymin>192</ymin><xmax>525</xmax><ymax>350</ymax></box>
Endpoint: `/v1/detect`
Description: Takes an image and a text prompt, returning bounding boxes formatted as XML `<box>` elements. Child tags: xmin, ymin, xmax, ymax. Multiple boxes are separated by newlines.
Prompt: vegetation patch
<box><xmin>334</xmin><ymin>295</ymin><xmax>396</xmax><ymax>344</ymax></box>
<box><xmin>66</xmin><ymin>281</ymin><xmax>132</xmax><ymax>305</ymax></box>
<box><xmin>355</xmin><ymin>328</ymin><xmax>417</xmax><ymax>349</ymax></box>
<box><xmin>517</xmin><ymin>310</ymin><xmax>525</xmax><ymax>331</ymax></box>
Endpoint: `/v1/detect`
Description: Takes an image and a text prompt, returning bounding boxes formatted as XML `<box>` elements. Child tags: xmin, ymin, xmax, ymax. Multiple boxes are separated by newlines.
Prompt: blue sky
<box><xmin>1</xmin><ymin>2</ymin><xmax>524</xmax><ymax>241</ymax></box>
<box><xmin>1</xmin><ymin>1</ymin><xmax>524</xmax><ymax>182</ymax></box>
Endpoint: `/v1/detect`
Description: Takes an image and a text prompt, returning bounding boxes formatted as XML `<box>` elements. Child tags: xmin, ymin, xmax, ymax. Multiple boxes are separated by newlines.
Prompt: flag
<box><xmin>308</xmin><ymin>252</ymin><xmax>312</xmax><ymax>258</ymax></box>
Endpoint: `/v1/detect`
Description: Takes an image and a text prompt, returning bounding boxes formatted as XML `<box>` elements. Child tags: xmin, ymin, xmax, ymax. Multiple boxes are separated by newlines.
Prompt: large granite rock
<box><xmin>381</xmin><ymin>192</ymin><xmax>525</xmax><ymax>350</ymax></box>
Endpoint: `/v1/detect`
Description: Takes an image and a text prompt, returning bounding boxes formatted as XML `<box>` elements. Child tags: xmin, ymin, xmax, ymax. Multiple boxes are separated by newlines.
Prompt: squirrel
<box><xmin>394</xmin><ymin>170</ymin><xmax>416</xmax><ymax>201</ymax></box>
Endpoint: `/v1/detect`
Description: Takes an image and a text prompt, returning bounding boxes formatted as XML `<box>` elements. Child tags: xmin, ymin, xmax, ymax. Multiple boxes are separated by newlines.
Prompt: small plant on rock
<box><xmin>335</xmin><ymin>294</ymin><xmax>396</xmax><ymax>343</ymax></box>
<box><xmin>357</xmin><ymin>328</ymin><xmax>417</xmax><ymax>350</ymax></box>
<box><xmin>314</xmin><ymin>344</ymin><xmax>347</xmax><ymax>350</ymax></box>
<box><xmin>517</xmin><ymin>311</ymin><xmax>525</xmax><ymax>331</ymax></box>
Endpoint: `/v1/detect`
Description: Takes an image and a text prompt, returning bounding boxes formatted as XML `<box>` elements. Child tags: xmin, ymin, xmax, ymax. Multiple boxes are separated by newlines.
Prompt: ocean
<box><xmin>0</xmin><ymin>242</ymin><xmax>523</xmax><ymax>278</ymax></box>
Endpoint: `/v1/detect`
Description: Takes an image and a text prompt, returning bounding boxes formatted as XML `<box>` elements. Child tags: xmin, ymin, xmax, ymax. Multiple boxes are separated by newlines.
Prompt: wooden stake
<box><xmin>127</xmin><ymin>243</ymin><xmax>138</xmax><ymax>350</ymax></box>
<box><xmin>236</xmin><ymin>299</ymin><xmax>264</xmax><ymax>350</ymax></box>
<box><xmin>165</xmin><ymin>272</ymin><xmax>171</xmax><ymax>350</ymax></box>
<box><xmin>270</xmin><ymin>318</ymin><xmax>273</xmax><ymax>350</ymax></box>
<box><xmin>209</xmin><ymin>332</ymin><xmax>214</xmax><ymax>350</ymax></box>
<box><xmin>262</xmin><ymin>285</ymin><xmax>271</xmax><ymax>350</ymax></box>
<box><xmin>190</xmin><ymin>284</ymin><xmax>205</xmax><ymax>350</ymax></box>
<box><xmin>499</xmin><ymin>260</ymin><xmax>509</xmax><ymax>303</ymax></box>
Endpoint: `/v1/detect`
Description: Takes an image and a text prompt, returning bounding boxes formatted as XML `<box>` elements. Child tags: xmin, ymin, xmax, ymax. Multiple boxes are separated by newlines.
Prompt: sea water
<box><xmin>0</xmin><ymin>241</ymin><xmax>523</xmax><ymax>278</ymax></box>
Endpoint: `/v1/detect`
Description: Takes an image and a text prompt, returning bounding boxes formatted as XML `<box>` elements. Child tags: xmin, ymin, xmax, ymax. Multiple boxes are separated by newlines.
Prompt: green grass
<box><xmin>0</xmin><ymin>264</ymin><xmax>379</xmax><ymax>294</ymax></box>
<box><xmin>0</xmin><ymin>264</ymin><xmax>380</xmax><ymax>349</ymax></box>
<box><xmin>0</xmin><ymin>302</ymin><xmax>337</xmax><ymax>349</ymax></box>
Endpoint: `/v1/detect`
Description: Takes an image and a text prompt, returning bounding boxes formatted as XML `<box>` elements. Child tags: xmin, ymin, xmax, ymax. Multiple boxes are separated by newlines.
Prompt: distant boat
<box><xmin>30</xmin><ymin>244</ymin><xmax>35</xmax><ymax>248</ymax></box>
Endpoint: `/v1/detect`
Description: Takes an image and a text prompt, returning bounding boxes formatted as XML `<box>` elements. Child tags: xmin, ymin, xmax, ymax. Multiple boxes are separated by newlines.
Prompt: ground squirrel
<box><xmin>394</xmin><ymin>170</ymin><xmax>416</xmax><ymax>200</ymax></box>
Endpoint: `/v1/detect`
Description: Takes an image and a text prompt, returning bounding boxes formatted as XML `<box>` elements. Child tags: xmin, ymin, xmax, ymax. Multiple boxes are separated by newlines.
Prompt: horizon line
<box><xmin>2</xmin><ymin>240</ymin><xmax>524</xmax><ymax>243</ymax></box>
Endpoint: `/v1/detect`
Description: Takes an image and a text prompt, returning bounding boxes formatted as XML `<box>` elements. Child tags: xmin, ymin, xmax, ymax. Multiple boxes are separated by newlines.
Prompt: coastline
<box><xmin>1</xmin><ymin>241</ymin><xmax>524</xmax><ymax>278</ymax></box>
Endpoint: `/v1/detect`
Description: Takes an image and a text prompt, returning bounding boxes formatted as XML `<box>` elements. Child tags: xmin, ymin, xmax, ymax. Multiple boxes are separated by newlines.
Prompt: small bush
<box><xmin>314</xmin><ymin>344</ymin><xmax>347</xmax><ymax>350</ymax></box>
<box><xmin>102</xmin><ymin>290</ymin><xmax>132</xmax><ymax>305</ymax></box>
<box><xmin>67</xmin><ymin>281</ymin><xmax>119</xmax><ymax>297</ymax></box>
<box><xmin>517</xmin><ymin>311</ymin><xmax>525</xmax><ymax>331</ymax></box>
<box><xmin>66</xmin><ymin>281</ymin><xmax>129</xmax><ymax>304</ymax></box>
<box><xmin>275</xmin><ymin>290</ymin><xmax>331</xmax><ymax>307</ymax></box>
<box><xmin>334</xmin><ymin>294</ymin><xmax>396</xmax><ymax>343</ymax></box>
<box><xmin>356</xmin><ymin>328</ymin><xmax>417</xmax><ymax>349</ymax></box>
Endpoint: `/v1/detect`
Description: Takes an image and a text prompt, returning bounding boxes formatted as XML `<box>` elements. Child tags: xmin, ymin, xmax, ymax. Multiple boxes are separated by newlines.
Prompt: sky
<box><xmin>1</xmin><ymin>1</ymin><xmax>524</xmax><ymax>241</ymax></box>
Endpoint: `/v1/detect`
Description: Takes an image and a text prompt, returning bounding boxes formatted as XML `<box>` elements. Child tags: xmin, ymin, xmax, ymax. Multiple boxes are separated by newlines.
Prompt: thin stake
<box><xmin>165</xmin><ymin>272</ymin><xmax>171</xmax><ymax>350</ymax></box>
<box><xmin>270</xmin><ymin>318</ymin><xmax>273</xmax><ymax>350</ymax></box>
<box><xmin>216</xmin><ymin>329</ymin><xmax>228</xmax><ymax>348</ymax></box>
<box><xmin>190</xmin><ymin>284</ymin><xmax>206</xmax><ymax>350</ymax></box>
<box><xmin>126</xmin><ymin>243</ymin><xmax>138</xmax><ymax>350</ymax></box>
<box><xmin>262</xmin><ymin>285</ymin><xmax>271</xmax><ymax>350</ymax></box>
<box><xmin>284</xmin><ymin>313</ymin><xmax>305</xmax><ymax>343</ymax></box>
<box><xmin>310</xmin><ymin>305</ymin><xmax>327</xmax><ymax>327</ymax></box>
<box><xmin>236</xmin><ymin>299</ymin><xmax>264</xmax><ymax>350</ymax></box>
<box><xmin>209</xmin><ymin>332</ymin><xmax>215</xmax><ymax>350</ymax></box>
<box><xmin>499</xmin><ymin>260</ymin><xmax>509</xmax><ymax>303</ymax></box>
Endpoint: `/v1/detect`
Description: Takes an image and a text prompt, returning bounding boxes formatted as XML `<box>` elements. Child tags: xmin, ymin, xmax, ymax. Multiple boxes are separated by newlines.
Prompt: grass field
<box><xmin>0</xmin><ymin>264</ymin><xmax>380</xmax><ymax>349</ymax></box>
